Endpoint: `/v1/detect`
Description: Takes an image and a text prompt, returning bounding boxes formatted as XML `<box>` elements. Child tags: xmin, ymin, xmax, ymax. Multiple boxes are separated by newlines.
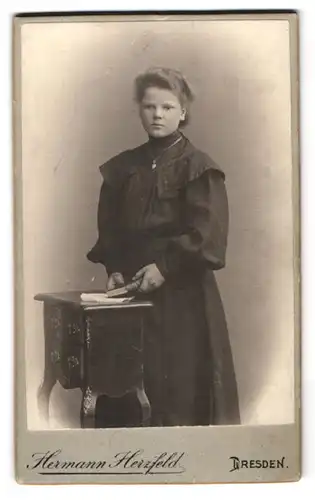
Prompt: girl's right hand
<box><xmin>106</xmin><ymin>272</ymin><xmax>125</xmax><ymax>291</ymax></box>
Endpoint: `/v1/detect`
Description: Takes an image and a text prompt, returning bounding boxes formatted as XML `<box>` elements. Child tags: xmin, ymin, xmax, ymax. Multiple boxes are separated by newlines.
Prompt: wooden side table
<box><xmin>34</xmin><ymin>291</ymin><xmax>153</xmax><ymax>428</ymax></box>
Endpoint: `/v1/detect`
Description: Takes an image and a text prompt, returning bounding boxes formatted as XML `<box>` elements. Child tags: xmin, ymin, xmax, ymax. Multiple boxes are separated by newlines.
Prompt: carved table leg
<box><xmin>136</xmin><ymin>386</ymin><xmax>151</xmax><ymax>426</ymax></box>
<box><xmin>37</xmin><ymin>367</ymin><xmax>56</xmax><ymax>422</ymax></box>
<box><xmin>37</xmin><ymin>305</ymin><xmax>60</xmax><ymax>423</ymax></box>
<box><xmin>80</xmin><ymin>387</ymin><xmax>98</xmax><ymax>428</ymax></box>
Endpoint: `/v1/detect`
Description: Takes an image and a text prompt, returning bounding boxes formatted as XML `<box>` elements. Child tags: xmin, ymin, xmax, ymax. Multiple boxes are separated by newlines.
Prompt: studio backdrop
<box><xmin>20</xmin><ymin>18</ymin><xmax>295</xmax><ymax>429</ymax></box>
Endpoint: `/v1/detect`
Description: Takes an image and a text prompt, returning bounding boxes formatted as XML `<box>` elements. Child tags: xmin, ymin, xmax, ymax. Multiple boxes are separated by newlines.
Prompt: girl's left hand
<box><xmin>126</xmin><ymin>263</ymin><xmax>165</xmax><ymax>293</ymax></box>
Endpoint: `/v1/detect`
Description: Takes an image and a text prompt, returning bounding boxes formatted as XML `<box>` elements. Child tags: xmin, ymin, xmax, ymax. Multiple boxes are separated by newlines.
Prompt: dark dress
<box><xmin>87</xmin><ymin>131</ymin><xmax>240</xmax><ymax>426</ymax></box>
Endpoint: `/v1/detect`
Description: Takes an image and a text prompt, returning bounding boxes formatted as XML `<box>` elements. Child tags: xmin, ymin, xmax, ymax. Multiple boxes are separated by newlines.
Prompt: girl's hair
<box><xmin>134</xmin><ymin>67</ymin><xmax>194</xmax><ymax>127</ymax></box>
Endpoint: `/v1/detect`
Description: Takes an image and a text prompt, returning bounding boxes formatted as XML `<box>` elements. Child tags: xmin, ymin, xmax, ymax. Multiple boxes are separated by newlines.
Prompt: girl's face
<box><xmin>139</xmin><ymin>86</ymin><xmax>186</xmax><ymax>138</ymax></box>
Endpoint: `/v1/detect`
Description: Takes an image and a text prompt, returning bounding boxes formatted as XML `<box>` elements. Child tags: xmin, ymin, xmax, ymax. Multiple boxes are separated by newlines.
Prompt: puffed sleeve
<box><xmin>154</xmin><ymin>168</ymin><xmax>229</xmax><ymax>277</ymax></box>
<box><xmin>86</xmin><ymin>153</ymin><xmax>127</xmax><ymax>275</ymax></box>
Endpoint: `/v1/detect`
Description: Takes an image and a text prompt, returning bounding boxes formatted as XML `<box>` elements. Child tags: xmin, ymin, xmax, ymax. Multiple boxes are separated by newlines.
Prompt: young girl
<box><xmin>87</xmin><ymin>67</ymin><xmax>240</xmax><ymax>426</ymax></box>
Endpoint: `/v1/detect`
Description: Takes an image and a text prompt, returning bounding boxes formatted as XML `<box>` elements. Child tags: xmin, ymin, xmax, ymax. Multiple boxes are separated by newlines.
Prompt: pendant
<box><xmin>152</xmin><ymin>160</ymin><xmax>157</xmax><ymax>170</ymax></box>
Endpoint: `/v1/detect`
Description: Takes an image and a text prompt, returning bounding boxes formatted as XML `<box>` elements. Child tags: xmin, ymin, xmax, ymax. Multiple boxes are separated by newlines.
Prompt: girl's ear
<box><xmin>180</xmin><ymin>108</ymin><xmax>187</xmax><ymax>121</ymax></box>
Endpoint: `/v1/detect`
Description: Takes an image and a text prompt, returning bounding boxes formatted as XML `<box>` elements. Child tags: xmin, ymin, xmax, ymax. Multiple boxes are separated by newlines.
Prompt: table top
<box><xmin>34</xmin><ymin>290</ymin><xmax>153</xmax><ymax>310</ymax></box>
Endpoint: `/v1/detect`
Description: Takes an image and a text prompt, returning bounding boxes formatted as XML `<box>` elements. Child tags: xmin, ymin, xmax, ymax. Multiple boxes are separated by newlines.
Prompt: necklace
<box><xmin>150</xmin><ymin>135</ymin><xmax>183</xmax><ymax>170</ymax></box>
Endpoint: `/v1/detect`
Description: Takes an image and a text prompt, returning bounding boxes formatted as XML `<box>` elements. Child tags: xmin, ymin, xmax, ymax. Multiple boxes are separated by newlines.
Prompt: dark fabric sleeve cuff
<box><xmin>86</xmin><ymin>241</ymin><xmax>121</xmax><ymax>276</ymax></box>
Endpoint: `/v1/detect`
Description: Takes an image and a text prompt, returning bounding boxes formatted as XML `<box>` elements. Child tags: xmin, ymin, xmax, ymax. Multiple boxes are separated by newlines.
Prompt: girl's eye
<box><xmin>163</xmin><ymin>105</ymin><xmax>172</xmax><ymax>110</ymax></box>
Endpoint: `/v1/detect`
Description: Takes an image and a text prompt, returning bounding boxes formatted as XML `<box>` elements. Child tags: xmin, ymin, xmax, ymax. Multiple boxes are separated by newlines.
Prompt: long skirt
<box><xmin>96</xmin><ymin>269</ymin><xmax>240</xmax><ymax>428</ymax></box>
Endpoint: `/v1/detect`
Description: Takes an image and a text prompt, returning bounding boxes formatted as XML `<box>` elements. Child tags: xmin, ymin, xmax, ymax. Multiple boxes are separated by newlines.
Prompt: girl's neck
<box><xmin>147</xmin><ymin>129</ymin><xmax>182</xmax><ymax>153</ymax></box>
